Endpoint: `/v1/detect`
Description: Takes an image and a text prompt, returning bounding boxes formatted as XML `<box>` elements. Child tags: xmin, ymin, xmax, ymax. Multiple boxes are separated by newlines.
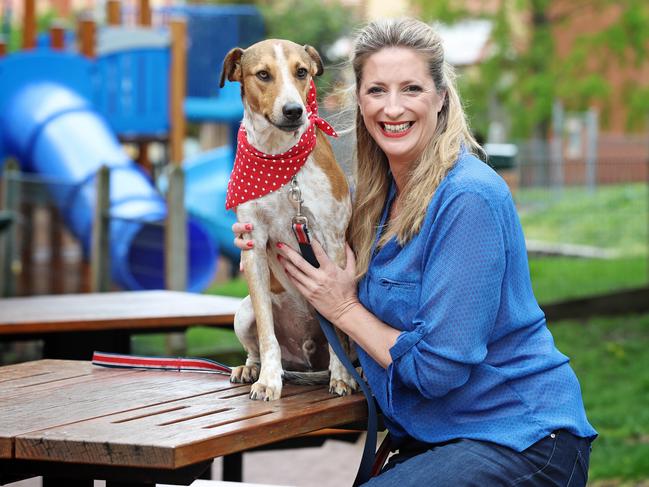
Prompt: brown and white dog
<box><xmin>219</xmin><ymin>39</ymin><xmax>356</xmax><ymax>401</ymax></box>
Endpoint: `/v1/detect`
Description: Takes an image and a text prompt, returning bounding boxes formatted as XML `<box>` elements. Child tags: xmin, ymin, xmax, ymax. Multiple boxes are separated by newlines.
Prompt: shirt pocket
<box><xmin>372</xmin><ymin>276</ymin><xmax>420</xmax><ymax>330</ymax></box>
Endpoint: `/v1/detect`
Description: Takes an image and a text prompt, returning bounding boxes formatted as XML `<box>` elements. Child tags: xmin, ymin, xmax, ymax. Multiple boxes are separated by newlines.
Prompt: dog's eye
<box><xmin>257</xmin><ymin>70</ymin><xmax>270</xmax><ymax>81</ymax></box>
<box><xmin>296</xmin><ymin>67</ymin><xmax>308</xmax><ymax>79</ymax></box>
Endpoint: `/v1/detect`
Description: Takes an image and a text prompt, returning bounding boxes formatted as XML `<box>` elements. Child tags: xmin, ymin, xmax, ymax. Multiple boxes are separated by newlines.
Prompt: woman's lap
<box><xmin>362</xmin><ymin>430</ymin><xmax>591</xmax><ymax>487</ymax></box>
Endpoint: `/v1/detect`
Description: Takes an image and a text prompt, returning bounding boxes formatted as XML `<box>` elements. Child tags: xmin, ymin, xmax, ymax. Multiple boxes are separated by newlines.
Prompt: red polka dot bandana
<box><xmin>225</xmin><ymin>80</ymin><xmax>338</xmax><ymax>210</ymax></box>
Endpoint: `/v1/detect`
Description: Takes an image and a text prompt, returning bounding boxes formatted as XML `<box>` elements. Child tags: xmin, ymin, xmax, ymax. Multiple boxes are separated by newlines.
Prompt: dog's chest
<box><xmin>237</xmin><ymin>155</ymin><xmax>349</xmax><ymax>244</ymax></box>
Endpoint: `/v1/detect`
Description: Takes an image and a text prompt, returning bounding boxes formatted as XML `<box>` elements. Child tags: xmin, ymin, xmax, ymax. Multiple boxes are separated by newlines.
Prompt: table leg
<box><xmin>198</xmin><ymin>459</ymin><xmax>213</xmax><ymax>479</ymax></box>
<box><xmin>222</xmin><ymin>452</ymin><xmax>242</xmax><ymax>482</ymax></box>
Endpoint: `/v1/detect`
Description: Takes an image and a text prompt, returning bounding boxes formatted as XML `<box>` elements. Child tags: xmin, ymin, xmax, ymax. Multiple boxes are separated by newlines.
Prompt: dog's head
<box><xmin>220</xmin><ymin>39</ymin><xmax>323</xmax><ymax>133</ymax></box>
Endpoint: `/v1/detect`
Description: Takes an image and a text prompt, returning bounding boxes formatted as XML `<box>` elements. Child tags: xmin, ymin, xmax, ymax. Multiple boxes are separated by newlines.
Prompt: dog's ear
<box><xmin>303</xmin><ymin>44</ymin><xmax>323</xmax><ymax>77</ymax></box>
<box><xmin>220</xmin><ymin>47</ymin><xmax>244</xmax><ymax>87</ymax></box>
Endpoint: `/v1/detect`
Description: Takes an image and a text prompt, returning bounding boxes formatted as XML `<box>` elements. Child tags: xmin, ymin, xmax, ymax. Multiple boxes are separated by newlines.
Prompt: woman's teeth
<box><xmin>383</xmin><ymin>122</ymin><xmax>411</xmax><ymax>133</ymax></box>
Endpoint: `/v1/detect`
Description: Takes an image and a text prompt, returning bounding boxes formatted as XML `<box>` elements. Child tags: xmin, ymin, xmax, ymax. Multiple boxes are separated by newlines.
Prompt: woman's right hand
<box><xmin>232</xmin><ymin>222</ymin><xmax>254</xmax><ymax>250</ymax></box>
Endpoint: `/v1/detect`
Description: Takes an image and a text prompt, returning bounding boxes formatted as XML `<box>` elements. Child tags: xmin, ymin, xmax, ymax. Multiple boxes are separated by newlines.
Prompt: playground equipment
<box><xmin>0</xmin><ymin>0</ymin><xmax>222</xmax><ymax>293</ymax></box>
<box><xmin>0</xmin><ymin>0</ymin><xmax>267</xmax><ymax>291</ymax></box>
<box><xmin>0</xmin><ymin>50</ymin><xmax>217</xmax><ymax>292</ymax></box>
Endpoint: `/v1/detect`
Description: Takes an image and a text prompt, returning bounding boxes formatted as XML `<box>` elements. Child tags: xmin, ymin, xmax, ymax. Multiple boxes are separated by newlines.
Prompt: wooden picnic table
<box><xmin>0</xmin><ymin>359</ymin><xmax>368</xmax><ymax>487</ymax></box>
<box><xmin>0</xmin><ymin>290</ymin><xmax>242</xmax><ymax>359</ymax></box>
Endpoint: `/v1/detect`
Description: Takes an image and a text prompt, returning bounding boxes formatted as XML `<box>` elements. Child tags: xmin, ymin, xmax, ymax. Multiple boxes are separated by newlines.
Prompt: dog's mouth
<box><xmin>276</xmin><ymin>122</ymin><xmax>304</xmax><ymax>132</ymax></box>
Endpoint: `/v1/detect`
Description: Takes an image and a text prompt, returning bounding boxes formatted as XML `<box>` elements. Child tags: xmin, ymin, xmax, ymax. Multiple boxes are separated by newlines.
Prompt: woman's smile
<box><xmin>380</xmin><ymin>121</ymin><xmax>415</xmax><ymax>137</ymax></box>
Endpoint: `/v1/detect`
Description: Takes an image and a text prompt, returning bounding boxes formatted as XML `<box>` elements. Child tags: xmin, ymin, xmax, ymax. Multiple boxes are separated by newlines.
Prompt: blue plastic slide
<box><xmin>180</xmin><ymin>145</ymin><xmax>238</xmax><ymax>263</ymax></box>
<box><xmin>0</xmin><ymin>51</ymin><xmax>217</xmax><ymax>291</ymax></box>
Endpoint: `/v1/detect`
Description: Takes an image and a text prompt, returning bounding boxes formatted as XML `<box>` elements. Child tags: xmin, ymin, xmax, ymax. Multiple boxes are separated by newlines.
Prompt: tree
<box><xmin>412</xmin><ymin>0</ymin><xmax>649</xmax><ymax>139</ymax></box>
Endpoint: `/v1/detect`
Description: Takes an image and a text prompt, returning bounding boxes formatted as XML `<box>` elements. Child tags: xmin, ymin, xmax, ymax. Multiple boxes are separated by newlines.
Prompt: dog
<box><xmin>219</xmin><ymin>39</ymin><xmax>357</xmax><ymax>401</ymax></box>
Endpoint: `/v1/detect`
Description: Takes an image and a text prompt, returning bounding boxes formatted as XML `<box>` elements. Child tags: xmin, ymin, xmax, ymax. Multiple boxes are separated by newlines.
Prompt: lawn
<box><xmin>552</xmin><ymin>313</ymin><xmax>649</xmax><ymax>483</ymax></box>
<box><xmin>516</xmin><ymin>182</ymin><xmax>648</xmax><ymax>256</ymax></box>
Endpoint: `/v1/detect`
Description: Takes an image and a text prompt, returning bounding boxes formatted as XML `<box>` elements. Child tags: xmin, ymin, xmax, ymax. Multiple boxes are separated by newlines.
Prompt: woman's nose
<box><xmin>383</xmin><ymin>91</ymin><xmax>405</xmax><ymax>118</ymax></box>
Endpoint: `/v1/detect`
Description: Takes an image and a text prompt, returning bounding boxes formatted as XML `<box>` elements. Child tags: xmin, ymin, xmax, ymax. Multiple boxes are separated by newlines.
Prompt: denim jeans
<box><xmin>363</xmin><ymin>430</ymin><xmax>592</xmax><ymax>486</ymax></box>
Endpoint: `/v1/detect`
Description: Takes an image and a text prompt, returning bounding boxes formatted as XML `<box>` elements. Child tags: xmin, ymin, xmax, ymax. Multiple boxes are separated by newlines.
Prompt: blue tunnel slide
<box><xmin>0</xmin><ymin>51</ymin><xmax>221</xmax><ymax>291</ymax></box>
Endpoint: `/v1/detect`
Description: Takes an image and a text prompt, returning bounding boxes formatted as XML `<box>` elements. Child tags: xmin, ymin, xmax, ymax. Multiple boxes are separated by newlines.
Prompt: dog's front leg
<box><xmin>325</xmin><ymin>240</ymin><xmax>359</xmax><ymax>396</ymax></box>
<box><xmin>241</xmin><ymin>245</ymin><xmax>283</xmax><ymax>401</ymax></box>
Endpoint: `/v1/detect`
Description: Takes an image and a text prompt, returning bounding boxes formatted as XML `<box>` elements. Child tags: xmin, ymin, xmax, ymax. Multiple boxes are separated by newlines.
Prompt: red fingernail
<box><xmin>245</xmin><ymin>224</ymin><xmax>252</xmax><ymax>231</ymax></box>
<box><xmin>276</xmin><ymin>254</ymin><xmax>282</xmax><ymax>261</ymax></box>
<box><xmin>246</xmin><ymin>240</ymin><xmax>253</xmax><ymax>248</ymax></box>
<box><xmin>276</xmin><ymin>242</ymin><xmax>283</xmax><ymax>249</ymax></box>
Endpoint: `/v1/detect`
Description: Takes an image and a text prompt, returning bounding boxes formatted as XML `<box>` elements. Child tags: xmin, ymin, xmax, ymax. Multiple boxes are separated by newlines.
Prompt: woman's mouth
<box><xmin>380</xmin><ymin>122</ymin><xmax>414</xmax><ymax>138</ymax></box>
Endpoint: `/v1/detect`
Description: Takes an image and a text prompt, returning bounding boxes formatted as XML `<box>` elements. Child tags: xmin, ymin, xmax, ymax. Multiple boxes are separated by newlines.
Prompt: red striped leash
<box><xmin>92</xmin><ymin>351</ymin><xmax>232</xmax><ymax>375</ymax></box>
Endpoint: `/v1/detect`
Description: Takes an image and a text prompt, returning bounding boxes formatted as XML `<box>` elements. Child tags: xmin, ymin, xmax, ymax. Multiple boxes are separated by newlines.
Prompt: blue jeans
<box><xmin>363</xmin><ymin>430</ymin><xmax>592</xmax><ymax>486</ymax></box>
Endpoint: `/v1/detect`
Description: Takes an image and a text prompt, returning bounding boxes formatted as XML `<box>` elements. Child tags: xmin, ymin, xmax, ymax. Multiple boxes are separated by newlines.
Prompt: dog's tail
<box><xmin>283</xmin><ymin>369</ymin><xmax>330</xmax><ymax>385</ymax></box>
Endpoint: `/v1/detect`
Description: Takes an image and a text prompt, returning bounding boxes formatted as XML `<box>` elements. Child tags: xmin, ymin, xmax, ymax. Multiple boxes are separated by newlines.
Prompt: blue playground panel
<box><xmin>167</xmin><ymin>5</ymin><xmax>265</xmax><ymax>151</ymax></box>
<box><xmin>93</xmin><ymin>46</ymin><xmax>171</xmax><ymax>138</ymax></box>
<box><xmin>0</xmin><ymin>51</ymin><xmax>218</xmax><ymax>291</ymax></box>
<box><xmin>165</xmin><ymin>4</ymin><xmax>265</xmax><ymax>99</ymax></box>
<box><xmin>181</xmin><ymin>145</ymin><xmax>238</xmax><ymax>263</ymax></box>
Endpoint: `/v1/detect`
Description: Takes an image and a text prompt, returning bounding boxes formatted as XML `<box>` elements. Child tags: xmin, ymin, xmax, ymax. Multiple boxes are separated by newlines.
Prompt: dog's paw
<box><xmin>249</xmin><ymin>381</ymin><xmax>281</xmax><ymax>401</ymax></box>
<box><xmin>329</xmin><ymin>377</ymin><xmax>357</xmax><ymax>396</ymax></box>
<box><xmin>230</xmin><ymin>364</ymin><xmax>259</xmax><ymax>384</ymax></box>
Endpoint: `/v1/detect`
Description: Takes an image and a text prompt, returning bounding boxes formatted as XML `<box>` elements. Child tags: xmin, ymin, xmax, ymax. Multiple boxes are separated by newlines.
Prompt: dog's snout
<box><xmin>282</xmin><ymin>103</ymin><xmax>303</xmax><ymax>122</ymax></box>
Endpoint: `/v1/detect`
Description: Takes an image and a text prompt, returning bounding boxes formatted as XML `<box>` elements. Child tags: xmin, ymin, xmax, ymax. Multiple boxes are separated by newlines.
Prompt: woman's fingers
<box><xmin>276</xmin><ymin>243</ymin><xmax>319</xmax><ymax>279</ymax></box>
<box><xmin>232</xmin><ymin>222</ymin><xmax>253</xmax><ymax>234</ymax></box>
<box><xmin>281</xmin><ymin>256</ymin><xmax>315</xmax><ymax>293</ymax></box>
<box><xmin>232</xmin><ymin>222</ymin><xmax>254</xmax><ymax>250</ymax></box>
<box><xmin>310</xmin><ymin>239</ymin><xmax>331</xmax><ymax>268</ymax></box>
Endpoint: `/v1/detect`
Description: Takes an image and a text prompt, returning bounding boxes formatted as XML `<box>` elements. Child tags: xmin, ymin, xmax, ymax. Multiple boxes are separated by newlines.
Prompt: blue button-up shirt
<box><xmin>357</xmin><ymin>153</ymin><xmax>597</xmax><ymax>451</ymax></box>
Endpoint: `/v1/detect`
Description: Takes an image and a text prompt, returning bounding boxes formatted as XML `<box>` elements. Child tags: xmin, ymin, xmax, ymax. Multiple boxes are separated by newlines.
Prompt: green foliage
<box><xmin>413</xmin><ymin>0</ymin><xmax>649</xmax><ymax>138</ymax></box>
<box><xmin>4</xmin><ymin>10</ymin><xmax>59</xmax><ymax>52</ymax></box>
<box><xmin>257</xmin><ymin>0</ymin><xmax>358</xmax><ymax>95</ymax></box>
<box><xmin>259</xmin><ymin>0</ymin><xmax>356</xmax><ymax>61</ymax></box>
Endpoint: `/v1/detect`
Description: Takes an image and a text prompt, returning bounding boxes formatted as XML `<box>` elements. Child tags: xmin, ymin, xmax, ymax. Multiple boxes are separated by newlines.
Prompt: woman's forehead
<box><xmin>361</xmin><ymin>47</ymin><xmax>431</xmax><ymax>84</ymax></box>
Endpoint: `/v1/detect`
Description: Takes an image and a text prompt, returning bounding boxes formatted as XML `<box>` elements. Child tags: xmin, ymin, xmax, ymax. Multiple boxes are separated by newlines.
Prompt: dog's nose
<box><xmin>282</xmin><ymin>103</ymin><xmax>303</xmax><ymax>122</ymax></box>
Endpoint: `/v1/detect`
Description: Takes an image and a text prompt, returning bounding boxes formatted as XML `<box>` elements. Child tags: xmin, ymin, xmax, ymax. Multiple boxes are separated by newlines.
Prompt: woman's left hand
<box><xmin>276</xmin><ymin>240</ymin><xmax>360</xmax><ymax>325</ymax></box>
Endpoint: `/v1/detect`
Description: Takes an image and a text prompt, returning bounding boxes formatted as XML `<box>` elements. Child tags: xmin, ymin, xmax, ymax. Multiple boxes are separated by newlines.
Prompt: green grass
<box><xmin>516</xmin><ymin>183</ymin><xmax>648</xmax><ymax>256</ymax></box>
<box><xmin>551</xmin><ymin>313</ymin><xmax>649</xmax><ymax>482</ymax></box>
<box><xmin>529</xmin><ymin>256</ymin><xmax>648</xmax><ymax>303</ymax></box>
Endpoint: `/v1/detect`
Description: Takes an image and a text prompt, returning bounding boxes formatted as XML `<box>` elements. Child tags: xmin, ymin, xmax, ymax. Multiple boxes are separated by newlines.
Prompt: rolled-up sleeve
<box><xmin>386</xmin><ymin>191</ymin><xmax>506</xmax><ymax>405</ymax></box>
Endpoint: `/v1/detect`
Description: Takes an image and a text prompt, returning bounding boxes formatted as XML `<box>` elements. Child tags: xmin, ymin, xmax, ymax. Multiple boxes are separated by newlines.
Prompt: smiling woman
<box><xmin>357</xmin><ymin>47</ymin><xmax>445</xmax><ymax>171</ymax></box>
<box><xmin>233</xmin><ymin>17</ymin><xmax>597</xmax><ymax>486</ymax></box>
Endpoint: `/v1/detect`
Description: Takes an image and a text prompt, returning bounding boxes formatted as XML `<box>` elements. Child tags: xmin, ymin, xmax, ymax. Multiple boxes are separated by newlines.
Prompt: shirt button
<box><xmin>550</xmin><ymin>433</ymin><xmax>556</xmax><ymax>439</ymax></box>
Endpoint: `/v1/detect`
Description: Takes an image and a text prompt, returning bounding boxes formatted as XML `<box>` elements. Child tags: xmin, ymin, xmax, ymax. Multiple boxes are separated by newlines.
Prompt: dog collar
<box><xmin>226</xmin><ymin>80</ymin><xmax>338</xmax><ymax>210</ymax></box>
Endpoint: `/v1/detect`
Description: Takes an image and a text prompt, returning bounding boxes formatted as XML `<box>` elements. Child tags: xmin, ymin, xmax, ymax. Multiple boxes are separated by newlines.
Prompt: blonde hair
<box><xmin>349</xmin><ymin>18</ymin><xmax>482</xmax><ymax>278</ymax></box>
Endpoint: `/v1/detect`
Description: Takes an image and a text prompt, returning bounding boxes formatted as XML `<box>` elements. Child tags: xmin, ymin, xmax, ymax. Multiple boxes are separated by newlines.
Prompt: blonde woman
<box><xmin>234</xmin><ymin>18</ymin><xmax>596</xmax><ymax>485</ymax></box>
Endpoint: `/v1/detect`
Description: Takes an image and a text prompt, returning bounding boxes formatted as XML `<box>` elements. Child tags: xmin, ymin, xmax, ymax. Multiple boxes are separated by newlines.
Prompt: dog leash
<box><xmin>92</xmin><ymin>351</ymin><xmax>232</xmax><ymax>374</ymax></box>
<box><xmin>289</xmin><ymin>198</ymin><xmax>381</xmax><ymax>486</ymax></box>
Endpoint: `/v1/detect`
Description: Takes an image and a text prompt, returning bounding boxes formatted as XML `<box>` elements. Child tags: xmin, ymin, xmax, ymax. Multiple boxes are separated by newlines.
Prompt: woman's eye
<box><xmin>404</xmin><ymin>85</ymin><xmax>423</xmax><ymax>93</ymax></box>
<box><xmin>367</xmin><ymin>86</ymin><xmax>384</xmax><ymax>95</ymax></box>
<box><xmin>296</xmin><ymin>67</ymin><xmax>308</xmax><ymax>79</ymax></box>
<box><xmin>257</xmin><ymin>70</ymin><xmax>270</xmax><ymax>81</ymax></box>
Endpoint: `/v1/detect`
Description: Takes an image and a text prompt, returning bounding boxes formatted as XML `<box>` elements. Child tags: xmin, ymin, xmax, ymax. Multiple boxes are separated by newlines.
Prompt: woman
<box><xmin>233</xmin><ymin>18</ymin><xmax>596</xmax><ymax>486</ymax></box>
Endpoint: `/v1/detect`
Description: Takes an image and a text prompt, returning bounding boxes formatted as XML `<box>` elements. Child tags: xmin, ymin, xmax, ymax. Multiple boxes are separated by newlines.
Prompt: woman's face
<box><xmin>358</xmin><ymin>47</ymin><xmax>445</xmax><ymax>169</ymax></box>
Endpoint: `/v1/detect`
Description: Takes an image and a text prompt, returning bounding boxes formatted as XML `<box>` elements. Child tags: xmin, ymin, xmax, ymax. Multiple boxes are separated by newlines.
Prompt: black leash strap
<box><xmin>292</xmin><ymin>220</ymin><xmax>378</xmax><ymax>486</ymax></box>
<box><xmin>316</xmin><ymin>312</ymin><xmax>378</xmax><ymax>486</ymax></box>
